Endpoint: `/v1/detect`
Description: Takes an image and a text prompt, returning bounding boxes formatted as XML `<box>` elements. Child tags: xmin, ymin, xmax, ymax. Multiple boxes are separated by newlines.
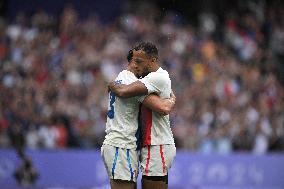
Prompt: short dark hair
<box><xmin>133</xmin><ymin>42</ymin><xmax>158</xmax><ymax>59</ymax></box>
<box><xmin>127</xmin><ymin>49</ymin><xmax>133</xmax><ymax>63</ymax></box>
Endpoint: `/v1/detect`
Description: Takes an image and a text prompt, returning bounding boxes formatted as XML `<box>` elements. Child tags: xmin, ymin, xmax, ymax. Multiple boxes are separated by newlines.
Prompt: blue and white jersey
<box><xmin>103</xmin><ymin>70</ymin><xmax>141</xmax><ymax>149</ymax></box>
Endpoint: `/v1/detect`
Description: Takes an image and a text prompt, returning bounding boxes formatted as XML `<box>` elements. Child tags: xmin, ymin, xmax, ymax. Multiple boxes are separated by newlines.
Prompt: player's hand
<box><xmin>108</xmin><ymin>80</ymin><xmax>116</xmax><ymax>92</ymax></box>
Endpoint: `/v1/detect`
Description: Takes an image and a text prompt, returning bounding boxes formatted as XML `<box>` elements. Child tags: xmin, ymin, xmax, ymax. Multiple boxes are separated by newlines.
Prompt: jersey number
<box><xmin>107</xmin><ymin>91</ymin><xmax>116</xmax><ymax>119</ymax></box>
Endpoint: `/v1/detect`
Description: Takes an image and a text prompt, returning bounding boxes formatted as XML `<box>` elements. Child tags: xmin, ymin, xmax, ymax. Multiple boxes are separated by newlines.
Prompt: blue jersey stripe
<box><xmin>126</xmin><ymin>149</ymin><xmax>134</xmax><ymax>181</ymax></box>
<box><xmin>111</xmin><ymin>147</ymin><xmax>119</xmax><ymax>179</ymax></box>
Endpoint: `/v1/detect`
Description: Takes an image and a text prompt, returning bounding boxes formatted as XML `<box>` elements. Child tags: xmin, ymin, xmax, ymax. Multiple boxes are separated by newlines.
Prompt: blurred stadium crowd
<box><xmin>0</xmin><ymin>1</ymin><xmax>283</xmax><ymax>154</ymax></box>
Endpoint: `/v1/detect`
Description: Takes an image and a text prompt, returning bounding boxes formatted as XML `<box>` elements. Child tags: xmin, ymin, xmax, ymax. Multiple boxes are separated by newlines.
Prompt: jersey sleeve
<box><xmin>139</xmin><ymin>72</ymin><xmax>167</xmax><ymax>95</ymax></box>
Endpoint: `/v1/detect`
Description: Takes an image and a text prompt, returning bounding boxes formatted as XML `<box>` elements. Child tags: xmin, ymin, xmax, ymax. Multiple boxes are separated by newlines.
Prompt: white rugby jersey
<box><xmin>103</xmin><ymin>70</ymin><xmax>141</xmax><ymax>149</ymax></box>
<box><xmin>139</xmin><ymin>67</ymin><xmax>175</xmax><ymax>146</ymax></box>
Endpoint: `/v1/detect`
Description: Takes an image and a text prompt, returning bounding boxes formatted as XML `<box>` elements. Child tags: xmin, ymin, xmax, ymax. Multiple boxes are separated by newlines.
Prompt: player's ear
<box><xmin>151</xmin><ymin>57</ymin><xmax>157</xmax><ymax>63</ymax></box>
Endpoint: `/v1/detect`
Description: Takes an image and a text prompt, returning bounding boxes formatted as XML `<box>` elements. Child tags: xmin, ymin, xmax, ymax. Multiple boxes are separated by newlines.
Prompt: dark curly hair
<box><xmin>133</xmin><ymin>42</ymin><xmax>158</xmax><ymax>59</ymax></box>
<box><xmin>127</xmin><ymin>49</ymin><xmax>133</xmax><ymax>63</ymax></box>
<box><xmin>127</xmin><ymin>42</ymin><xmax>158</xmax><ymax>63</ymax></box>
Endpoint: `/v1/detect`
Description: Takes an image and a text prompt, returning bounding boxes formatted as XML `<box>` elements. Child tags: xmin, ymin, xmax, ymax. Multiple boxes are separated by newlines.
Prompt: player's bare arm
<box><xmin>109</xmin><ymin>79</ymin><xmax>176</xmax><ymax>115</ymax></box>
<box><xmin>108</xmin><ymin>80</ymin><xmax>148</xmax><ymax>98</ymax></box>
<box><xmin>142</xmin><ymin>92</ymin><xmax>176</xmax><ymax>115</ymax></box>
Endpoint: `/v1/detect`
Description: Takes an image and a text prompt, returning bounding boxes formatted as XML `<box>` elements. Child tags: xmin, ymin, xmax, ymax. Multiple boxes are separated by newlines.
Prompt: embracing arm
<box><xmin>142</xmin><ymin>91</ymin><xmax>176</xmax><ymax>115</ymax></box>
<box><xmin>108</xmin><ymin>80</ymin><xmax>148</xmax><ymax>98</ymax></box>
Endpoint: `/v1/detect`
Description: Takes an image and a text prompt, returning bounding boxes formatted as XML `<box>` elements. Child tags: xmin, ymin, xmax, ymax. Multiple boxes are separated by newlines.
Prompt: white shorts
<box><xmin>101</xmin><ymin>144</ymin><xmax>139</xmax><ymax>182</ymax></box>
<box><xmin>140</xmin><ymin>144</ymin><xmax>176</xmax><ymax>176</ymax></box>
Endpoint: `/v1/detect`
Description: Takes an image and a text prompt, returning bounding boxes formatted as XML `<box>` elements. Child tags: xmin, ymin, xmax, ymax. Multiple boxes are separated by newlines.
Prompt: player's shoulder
<box><xmin>147</xmin><ymin>67</ymin><xmax>170</xmax><ymax>80</ymax></box>
<box><xmin>141</xmin><ymin>67</ymin><xmax>170</xmax><ymax>88</ymax></box>
<box><xmin>116</xmin><ymin>70</ymin><xmax>137</xmax><ymax>84</ymax></box>
<box><xmin>158</xmin><ymin>67</ymin><xmax>170</xmax><ymax>77</ymax></box>
<box><xmin>149</xmin><ymin>67</ymin><xmax>169</xmax><ymax>75</ymax></box>
<box><xmin>116</xmin><ymin>70</ymin><xmax>134</xmax><ymax>78</ymax></box>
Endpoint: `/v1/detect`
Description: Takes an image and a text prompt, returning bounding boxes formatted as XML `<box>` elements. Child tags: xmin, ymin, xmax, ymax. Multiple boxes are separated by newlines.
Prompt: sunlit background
<box><xmin>0</xmin><ymin>0</ymin><xmax>284</xmax><ymax>188</ymax></box>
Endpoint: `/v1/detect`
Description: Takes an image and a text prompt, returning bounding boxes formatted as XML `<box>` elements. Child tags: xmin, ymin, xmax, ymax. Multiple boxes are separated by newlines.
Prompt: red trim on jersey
<box><xmin>141</xmin><ymin>105</ymin><xmax>152</xmax><ymax>146</ymax></box>
<box><xmin>145</xmin><ymin>145</ymin><xmax>151</xmax><ymax>175</ymax></box>
<box><xmin>160</xmin><ymin>145</ymin><xmax>166</xmax><ymax>174</ymax></box>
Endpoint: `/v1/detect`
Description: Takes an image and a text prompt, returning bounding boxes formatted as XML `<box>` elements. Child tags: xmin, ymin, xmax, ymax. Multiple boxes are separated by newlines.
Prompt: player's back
<box><xmin>103</xmin><ymin>70</ymin><xmax>140</xmax><ymax>149</ymax></box>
